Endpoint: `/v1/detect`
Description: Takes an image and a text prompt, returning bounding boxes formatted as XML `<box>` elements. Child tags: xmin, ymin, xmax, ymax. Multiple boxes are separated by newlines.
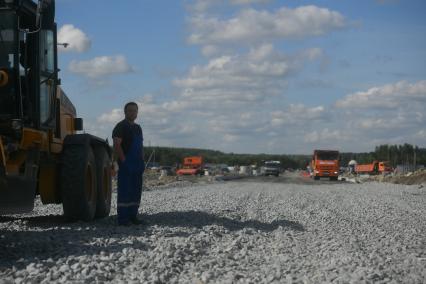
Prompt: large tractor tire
<box><xmin>94</xmin><ymin>147</ymin><xmax>112</xmax><ymax>218</ymax></box>
<box><xmin>61</xmin><ymin>145</ymin><xmax>97</xmax><ymax>221</ymax></box>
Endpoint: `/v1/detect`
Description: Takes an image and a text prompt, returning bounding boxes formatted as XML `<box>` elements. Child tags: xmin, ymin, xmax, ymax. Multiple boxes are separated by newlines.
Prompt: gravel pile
<box><xmin>378</xmin><ymin>170</ymin><xmax>426</xmax><ymax>185</ymax></box>
<box><xmin>140</xmin><ymin>171</ymin><xmax>218</xmax><ymax>191</ymax></box>
<box><xmin>1</xmin><ymin>181</ymin><xmax>425</xmax><ymax>283</ymax></box>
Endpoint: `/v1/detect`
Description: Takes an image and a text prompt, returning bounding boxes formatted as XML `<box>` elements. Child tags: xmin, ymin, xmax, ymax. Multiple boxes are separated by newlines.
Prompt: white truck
<box><xmin>262</xmin><ymin>161</ymin><xmax>281</xmax><ymax>177</ymax></box>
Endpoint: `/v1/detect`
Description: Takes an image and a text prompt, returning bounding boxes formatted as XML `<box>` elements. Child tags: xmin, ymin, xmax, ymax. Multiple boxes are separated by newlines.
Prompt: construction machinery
<box><xmin>0</xmin><ymin>0</ymin><xmax>112</xmax><ymax>221</ymax></box>
<box><xmin>355</xmin><ymin>161</ymin><xmax>392</xmax><ymax>175</ymax></box>
<box><xmin>311</xmin><ymin>150</ymin><xmax>340</xmax><ymax>181</ymax></box>
<box><xmin>262</xmin><ymin>160</ymin><xmax>281</xmax><ymax>177</ymax></box>
<box><xmin>176</xmin><ymin>156</ymin><xmax>204</xmax><ymax>176</ymax></box>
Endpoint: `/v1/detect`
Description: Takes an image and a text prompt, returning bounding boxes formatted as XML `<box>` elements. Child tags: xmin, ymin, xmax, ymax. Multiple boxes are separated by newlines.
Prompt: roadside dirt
<box><xmin>230</xmin><ymin>171</ymin><xmax>347</xmax><ymax>185</ymax></box>
<box><xmin>375</xmin><ymin>170</ymin><xmax>426</xmax><ymax>185</ymax></box>
<box><xmin>123</xmin><ymin>169</ymin><xmax>426</xmax><ymax>189</ymax></box>
<box><xmin>142</xmin><ymin>170</ymin><xmax>348</xmax><ymax>187</ymax></box>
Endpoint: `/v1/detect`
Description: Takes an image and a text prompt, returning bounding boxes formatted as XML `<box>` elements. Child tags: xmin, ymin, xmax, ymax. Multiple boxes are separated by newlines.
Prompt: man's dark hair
<box><xmin>124</xmin><ymin>102</ymin><xmax>138</xmax><ymax>112</ymax></box>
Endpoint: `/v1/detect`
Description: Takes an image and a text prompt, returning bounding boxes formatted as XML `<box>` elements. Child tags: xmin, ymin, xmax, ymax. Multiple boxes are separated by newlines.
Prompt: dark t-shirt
<box><xmin>112</xmin><ymin>119</ymin><xmax>143</xmax><ymax>155</ymax></box>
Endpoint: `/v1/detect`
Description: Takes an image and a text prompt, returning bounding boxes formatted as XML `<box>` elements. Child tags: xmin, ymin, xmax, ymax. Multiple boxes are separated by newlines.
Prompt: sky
<box><xmin>55</xmin><ymin>0</ymin><xmax>426</xmax><ymax>154</ymax></box>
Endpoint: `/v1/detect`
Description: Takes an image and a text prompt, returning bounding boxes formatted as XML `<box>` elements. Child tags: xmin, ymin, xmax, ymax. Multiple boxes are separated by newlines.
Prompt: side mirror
<box><xmin>74</xmin><ymin>118</ymin><xmax>83</xmax><ymax>131</ymax></box>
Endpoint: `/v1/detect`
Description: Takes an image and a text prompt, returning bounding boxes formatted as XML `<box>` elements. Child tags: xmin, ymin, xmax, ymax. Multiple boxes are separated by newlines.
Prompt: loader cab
<box><xmin>0</xmin><ymin>0</ymin><xmax>58</xmax><ymax>138</ymax></box>
<box><xmin>0</xmin><ymin>10</ymin><xmax>19</xmax><ymax>121</ymax></box>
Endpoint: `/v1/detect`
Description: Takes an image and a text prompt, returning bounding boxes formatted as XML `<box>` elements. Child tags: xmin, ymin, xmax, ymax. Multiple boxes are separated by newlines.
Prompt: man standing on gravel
<box><xmin>112</xmin><ymin>102</ymin><xmax>145</xmax><ymax>226</ymax></box>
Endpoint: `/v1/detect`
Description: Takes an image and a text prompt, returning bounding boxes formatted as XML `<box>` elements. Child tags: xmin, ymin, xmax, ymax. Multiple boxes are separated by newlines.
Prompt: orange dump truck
<box><xmin>311</xmin><ymin>150</ymin><xmax>340</xmax><ymax>181</ymax></box>
<box><xmin>355</xmin><ymin>161</ymin><xmax>392</xmax><ymax>174</ymax></box>
<box><xmin>176</xmin><ymin>156</ymin><xmax>204</xmax><ymax>176</ymax></box>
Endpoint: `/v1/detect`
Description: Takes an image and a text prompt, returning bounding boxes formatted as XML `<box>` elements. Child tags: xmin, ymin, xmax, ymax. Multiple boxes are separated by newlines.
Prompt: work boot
<box><xmin>118</xmin><ymin>221</ymin><xmax>132</xmax><ymax>226</ymax></box>
<box><xmin>130</xmin><ymin>217</ymin><xmax>147</xmax><ymax>225</ymax></box>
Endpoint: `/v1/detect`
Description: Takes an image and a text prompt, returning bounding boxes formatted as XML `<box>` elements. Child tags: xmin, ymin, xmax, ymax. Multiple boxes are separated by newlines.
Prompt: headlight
<box><xmin>0</xmin><ymin>70</ymin><xmax>9</xmax><ymax>87</ymax></box>
<box><xmin>11</xmin><ymin>119</ymin><xmax>23</xmax><ymax>131</ymax></box>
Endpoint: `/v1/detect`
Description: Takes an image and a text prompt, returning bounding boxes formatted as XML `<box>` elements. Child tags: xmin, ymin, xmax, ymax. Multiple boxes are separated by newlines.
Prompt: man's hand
<box><xmin>113</xmin><ymin>137</ymin><xmax>126</xmax><ymax>162</ymax></box>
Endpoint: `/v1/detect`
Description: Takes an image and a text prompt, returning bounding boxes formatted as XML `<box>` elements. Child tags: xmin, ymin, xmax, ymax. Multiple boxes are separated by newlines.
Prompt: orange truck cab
<box><xmin>356</xmin><ymin>161</ymin><xmax>391</xmax><ymax>174</ymax></box>
<box><xmin>378</xmin><ymin>161</ymin><xmax>392</xmax><ymax>173</ymax></box>
<box><xmin>176</xmin><ymin>156</ymin><xmax>204</xmax><ymax>176</ymax></box>
<box><xmin>311</xmin><ymin>150</ymin><xmax>340</xmax><ymax>181</ymax></box>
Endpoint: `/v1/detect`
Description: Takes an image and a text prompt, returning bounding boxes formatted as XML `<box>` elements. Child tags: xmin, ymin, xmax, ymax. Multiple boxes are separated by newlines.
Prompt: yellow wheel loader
<box><xmin>0</xmin><ymin>0</ymin><xmax>112</xmax><ymax>221</ymax></box>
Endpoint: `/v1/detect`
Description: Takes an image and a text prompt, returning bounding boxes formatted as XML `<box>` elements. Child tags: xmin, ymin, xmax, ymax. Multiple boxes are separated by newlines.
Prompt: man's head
<box><xmin>124</xmin><ymin>102</ymin><xmax>138</xmax><ymax>122</ymax></box>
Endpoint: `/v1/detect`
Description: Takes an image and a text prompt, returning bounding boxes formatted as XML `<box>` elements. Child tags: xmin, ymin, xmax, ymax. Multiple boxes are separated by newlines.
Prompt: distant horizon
<box><xmin>141</xmin><ymin>143</ymin><xmax>425</xmax><ymax>157</ymax></box>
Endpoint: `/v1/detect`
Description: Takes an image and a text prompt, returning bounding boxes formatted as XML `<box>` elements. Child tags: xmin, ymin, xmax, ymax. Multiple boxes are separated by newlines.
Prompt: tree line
<box><xmin>143</xmin><ymin>144</ymin><xmax>426</xmax><ymax>169</ymax></box>
<box><xmin>143</xmin><ymin>146</ymin><xmax>310</xmax><ymax>169</ymax></box>
<box><xmin>340</xmin><ymin>143</ymin><xmax>426</xmax><ymax>168</ymax></box>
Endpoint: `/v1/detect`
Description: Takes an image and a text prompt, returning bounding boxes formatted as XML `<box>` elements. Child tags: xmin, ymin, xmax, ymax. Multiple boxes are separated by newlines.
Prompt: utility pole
<box><xmin>387</xmin><ymin>146</ymin><xmax>390</xmax><ymax>163</ymax></box>
<box><xmin>414</xmin><ymin>147</ymin><xmax>417</xmax><ymax>171</ymax></box>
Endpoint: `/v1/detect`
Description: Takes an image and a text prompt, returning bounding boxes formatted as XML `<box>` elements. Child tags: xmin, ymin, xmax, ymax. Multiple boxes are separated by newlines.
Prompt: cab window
<box><xmin>39</xmin><ymin>30</ymin><xmax>54</xmax><ymax>73</ymax></box>
<box><xmin>39</xmin><ymin>30</ymin><xmax>55</xmax><ymax>124</ymax></box>
<box><xmin>40</xmin><ymin>78</ymin><xmax>53</xmax><ymax>123</ymax></box>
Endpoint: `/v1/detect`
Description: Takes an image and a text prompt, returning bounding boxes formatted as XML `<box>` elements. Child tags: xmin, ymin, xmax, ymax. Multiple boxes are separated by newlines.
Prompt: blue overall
<box><xmin>117</xmin><ymin>128</ymin><xmax>144</xmax><ymax>224</ymax></box>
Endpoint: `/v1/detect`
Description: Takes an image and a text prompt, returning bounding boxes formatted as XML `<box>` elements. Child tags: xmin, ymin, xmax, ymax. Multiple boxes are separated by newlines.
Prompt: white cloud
<box><xmin>189</xmin><ymin>0</ymin><xmax>270</xmax><ymax>13</ymax></box>
<box><xmin>269</xmin><ymin>104</ymin><xmax>327</xmax><ymax>127</ymax></box>
<box><xmin>95</xmin><ymin>96</ymin><xmax>203</xmax><ymax>148</ymax></box>
<box><xmin>335</xmin><ymin>80</ymin><xmax>426</xmax><ymax>109</ymax></box>
<box><xmin>57</xmin><ymin>24</ymin><xmax>91</xmax><ymax>53</ymax></box>
<box><xmin>69</xmin><ymin>55</ymin><xmax>133</xmax><ymax>78</ymax></box>
<box><xmin>189</xmin><ymin>0</ymin><xmax>214</xmax><ymax>13</ymax></box>
<box><xmin>93</xmin><ymin>79</ymin><xmax>426</xmax><ymax>154</ymax></box>
<box><xmin>223</xmin><ymin>134</ymin><xmax>239</xmax><ymax>142</ymax></box>
<box><xmin>299</xmin><ymin>48</ymin><xmax>324</xmax><ymax>61</ymax></box>
<box><xmin>329</xmin><ymin>80</ymin><xmax>426</xmax><ymax>150</ymax></box>
<box><xmin>97</xmin><ymin>108</ymin><xmax>122</xmax><ymax>124</ymax></box>
<box><xmin>201</xmin><ymin>45</ymin><xmax>220</xmax><ymax>57</ymax></box>
<box><xmin>230</xmin><ymin>0</ymin><xmax>270</xmax><ymax>5</ymax></box>
<box><xmin>174</xmin><ymin>44</ymin><xmax>321</xmax><ymax>103</ymax></box>
<box><xmin>415</xmin><ymin>130</ymin><xmax>426</xmax><ymax>139</ymax></box>
<box><xmin>188</xmin><ymin>5</ymin><xmax>346</xmax><ymax>45</ymax></box>
<box><xmin>303</xmin><ymin>128</ymin><xmax>346</xmax><ymax>144</ymax></box>
<box><xmin>356</xmin><ymin>115</ymin><xmax>410</xmax><ymax>130</ymax></box>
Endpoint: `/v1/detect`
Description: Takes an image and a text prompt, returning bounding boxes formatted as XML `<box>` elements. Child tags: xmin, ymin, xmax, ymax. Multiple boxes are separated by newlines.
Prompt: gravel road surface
<box><xmin>1</xmin><ymin>175</ymin><xmax>425</xmax><ymax>283</ymax></box>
